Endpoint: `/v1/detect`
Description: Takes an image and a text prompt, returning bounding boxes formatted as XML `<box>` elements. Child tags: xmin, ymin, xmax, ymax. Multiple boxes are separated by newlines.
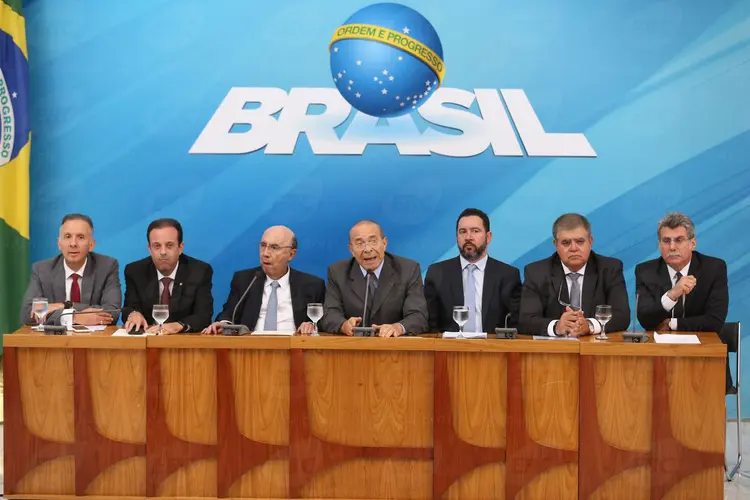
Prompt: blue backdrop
<box><xmin>25</xmin><ymin>0</ymin><xmax>750</xmax><ymax>414</ymax></box>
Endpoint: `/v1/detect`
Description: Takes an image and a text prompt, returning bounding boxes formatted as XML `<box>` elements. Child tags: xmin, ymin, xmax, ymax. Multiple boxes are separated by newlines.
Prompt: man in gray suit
<box><xmin>320</xmin><ymin>220</ymin><xmax>428</xmax><ymax>337</ymax></box>
<box><xmin>20</xmin><ymin>214</ymin><xmax>121</xmax><ymax>327</ymax></box>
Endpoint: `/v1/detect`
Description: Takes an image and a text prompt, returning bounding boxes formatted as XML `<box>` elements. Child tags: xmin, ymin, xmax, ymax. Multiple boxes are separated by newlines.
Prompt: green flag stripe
<box><xmin>0</xmin><ymin>219</ymin><xmax>29</xmax><ymax>339</ymax></box>
<box><xmin>1</xmin><ymin>0</ymin><xmax>23</xmax><ymax>16</ymax></box>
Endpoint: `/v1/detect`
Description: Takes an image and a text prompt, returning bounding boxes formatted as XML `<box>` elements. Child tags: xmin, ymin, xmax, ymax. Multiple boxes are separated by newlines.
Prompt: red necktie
<box><xmin>70</xmin><ymin>273</ymin><xmax>81</xmax><ymax>303</ymax></box>
<box><xmin>160</xmin><ymin>277</ymin><xmax>172</xmax><ymax>306</ymax></box>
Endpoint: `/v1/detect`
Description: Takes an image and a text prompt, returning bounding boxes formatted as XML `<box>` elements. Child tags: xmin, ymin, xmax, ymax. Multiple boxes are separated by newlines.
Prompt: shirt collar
<box><xmin>64</xmin><ymin>258</ymin><xmax>87</xmax><ymax>279</ymax></box>
<box><xmin>157</xmin><ymin>261</ymin><xmax>179</xmax><ymax>282</ymax></box>
<box><xmin>666</xmin><ymin>261</ymin><xmax>691</xmax><ymax>281</ymax></box>
<box><xmin>459</xmin><ymin>254</ymin><xmax>488</xmax><ymax>272</ymax></box>
<box><xmin>561</xmin><ymin>262</ymin><xmax>587</xmax><ymax>277</ymax></box>
<box><xmin>360</xmin><ymin>259</ymin><xmax>385</xmax><ymax>279</ymax></box>
<box><xmin>265</xmin><ymin>267</ymin><xmax>291</xmax><ymax>288</ymax></box>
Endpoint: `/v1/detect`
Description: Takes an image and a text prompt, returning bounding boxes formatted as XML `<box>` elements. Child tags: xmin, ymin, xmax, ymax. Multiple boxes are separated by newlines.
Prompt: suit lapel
<box><xmin>242</xmin><ymin>273</ymin><xmax>265</xmax><ymax>327</ymax></box>
<box><xmin>81</xmin><ymin>255</ymin><xmax>95</xmax><ymax>304</ymax></box>
<box><xmin>684</xmin><ymin>252</ymin><xmax>701</xmax><ymax>314</ymax></box>
<box><xmin>550</xmin><ymin>256</ymin><xmax>567</xmax><ymax>316</ymax></box>
<box><xmin>448</xmin><ymin>258</ymin><xmax>464</xmax><ymax>309</ymax></box>
<box><xmin>581</xmin><ymin>255</ymin><xmax>599</xmax><ymax>317</ymax></box>
<box><xmin>348</xmin><ymin>261</ymin><xmax>367</xmax><ymax>306</ymax></box>
<box><xmin>481</xmin><ymin>259</ymin><xmax>498</xmax><ymax>325</ymax></box>
<box><xmin>658</xmin><ymin>259</ymin><xmax>673</xmax><ymax>294</ymax></box>
<box><xmin>146</xmin><ymin>262</ymin><xmax>160</xmax><ymax>309</ymax></box>
<box><xmin>370</xmin><ymin>257</ymin><xmax>395</xmax><ymax>317</ymax></box>
<box><xmin>289</xmin><ymin>269</ymin><xmax>305</xmax><ymax>326</ymax></box>
<box><xmin>170</xmin><ymin>258</ymin><xmax>188</xmax><ymax>312</ymax></box>
<box><xmin>52</xmin><ymin>256</ymin><xmax>66</xmax><ymax>302</ymax></box>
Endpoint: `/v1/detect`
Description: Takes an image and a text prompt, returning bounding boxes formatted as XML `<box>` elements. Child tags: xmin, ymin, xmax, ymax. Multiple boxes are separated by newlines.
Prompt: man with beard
<box><xmin>520</xmin><ymin>213</ymin><xmax>630</xmax><ymax>336</ymax></box>
<box><xmin>424</xmin><ymin>208</ymin><xmax>521</xmax><ymax>333</ymax></box>
<box><xmin>635</xmin><ymin>212</ymin><xmax>731</xmax><ymax>391</ymax></box>
<box><xmin>122</xmin><ymin>218</ymin><xmax>214</xmax><ymax>334</ymax></box>
<box><xmin>320</xmin><ymin>220</ymin><xmax>428</xmax><ymax>337</ymax></box>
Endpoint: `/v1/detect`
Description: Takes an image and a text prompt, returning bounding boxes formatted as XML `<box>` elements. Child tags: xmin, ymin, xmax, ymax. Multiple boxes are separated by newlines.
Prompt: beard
<box><xmin>459</xmin><ymin>241</ymin><xmax>487</xmax><ymax>261</ymax></box>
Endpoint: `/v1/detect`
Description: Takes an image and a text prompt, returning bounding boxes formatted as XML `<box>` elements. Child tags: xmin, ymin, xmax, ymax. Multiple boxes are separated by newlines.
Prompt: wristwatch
<box><xmin>177</xmin><ymin>321</ymin><xmax>189</xmax><ymax>333</ymax></box>
<box><xmin>64</xmin><ymin>300</ymin><xmax>73</xmax><ymax>309</ymax></box>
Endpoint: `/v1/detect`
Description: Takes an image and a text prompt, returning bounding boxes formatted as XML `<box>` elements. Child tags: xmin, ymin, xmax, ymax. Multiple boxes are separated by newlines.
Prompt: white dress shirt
<box><xmin>661</xmin><ymin>261</ymin><xmax>691</xmax><ymax>330</ymax></box>
<box><xmin>61</xmin><ymin>259</ymin><xmax>88</xmax><ymax>327</ymax></box>
<box><xmin>460</xmin><ymin>254</ymin><xmax>487</xmax><ymax>333</ymax></box>
<box><xmin>156</xmin><ymin>262</ymin><xmax>179</xmax><ymax>297</ymax></box>
<box><xmin>254</xmin><ymin>269</ymin><xmax>295</xmax><ymax>332</ymax></box>
<box><xmin>547</xmin><ymin>262</ymin><xmax>602</xmax><ymax>336</ymax></box>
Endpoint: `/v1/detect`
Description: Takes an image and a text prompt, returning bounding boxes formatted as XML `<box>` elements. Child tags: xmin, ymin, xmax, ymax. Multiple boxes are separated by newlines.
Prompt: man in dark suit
<box><xmin>320</xmin><ymin>220</ymin><xmax>428</xmax><ymax>337</ymax></box>
<box><xmin>635</xmin><ymin>212</ymin><xmax>730</xmax><ymax>390</ymax></box>
<box><xmin>424</xmin><ymin>208</ymin><xmax>521</xmax><ymax>333</ymax></box>
<box><xmin>20</xmin><ymin>213</ymin><xmax>121</xmax><ymax>327</ymax></box>
<box><xmin>520</xmin><ymin>213</ymin><xmax>630</xmax><ymax>337</ymax></box>
<box><xmin>123</xmin><ymin>218</ymin><xmax>213</xmax><ymax>334</ymax></box>
<box><xmin>203</xmin><ymin>225</ymin><xmax>325</xmax><ymax>335</ymax></box>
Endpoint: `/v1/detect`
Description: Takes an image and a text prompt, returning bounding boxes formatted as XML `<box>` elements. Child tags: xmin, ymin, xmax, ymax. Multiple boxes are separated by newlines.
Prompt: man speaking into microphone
<box><xmin>320</xmin><ymin>220</ymin><xmax>428</xmax><ymax>337</ymax></box>
<box><xmin>19</xmin><ymin>214</ymin><xmax>121</xmax><ymax>327</ymax></box>
<box><xmin>203</xmin><ymin>225</ymin><xmax>325</xmax><ymax>335</ymax></box>
<box><xmin>122</xmin><ymin>218</ymin><xmax>213</xmax><ymax>334</ymax></box>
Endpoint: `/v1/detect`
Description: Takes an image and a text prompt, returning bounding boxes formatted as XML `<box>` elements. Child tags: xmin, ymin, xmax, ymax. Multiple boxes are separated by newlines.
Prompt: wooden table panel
<box><xmin>156</xmin><ymin>458</ymin><xmax>217</xmax><ymax>498</ymax></box>
<box><xmin>442</xmin><ymin>463</ymin><xmax>505</xmax><ymax>500</ymax></box>
<box><xmin>226</xmin><ymin>459</ymin><xmax>290</xmax><ymax>499</ymax></box>
<box><xmin>516</xmin><ymin>463</ymin><xmax>578</xmax><ymax>500</ymax></box>
<box><xmin>588</xmin><ymin>466</ymin><xmax>651</xmax><ymax>500</ymax></box>
<box><xmin>14</xmin><ymin>456</ymin><xmax>75</xmax><ymax>496</ymax></box>
<box><xmin>83</xmin><ymin>456</ymin><xmax>146</xmax><ymax>496</ymax></box>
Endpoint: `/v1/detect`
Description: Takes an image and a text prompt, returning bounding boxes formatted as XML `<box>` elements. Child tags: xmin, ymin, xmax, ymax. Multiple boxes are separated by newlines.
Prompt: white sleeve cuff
<box><xmin>587</xmin><ymin>318</ymin><xmax>602</xmax><ymax>334</ymax></box>
<box><xmin>661</xmin><ymin>292</ymin><xmax>677</xmax><ymax>312</ymax></box>
<box><xmin>547</xmin><ymin>320</ymin><xmax>558</xmax><ymax>336</ymax></box>
<box><xmin>60</xmin><ymin>309</ymin><xmax>75</xmax><ymax>328</ymax></box>
<box><xmin>669</xmin><ymin>318</ymin><xmax>678</xmax><ymax>330</ymax></box>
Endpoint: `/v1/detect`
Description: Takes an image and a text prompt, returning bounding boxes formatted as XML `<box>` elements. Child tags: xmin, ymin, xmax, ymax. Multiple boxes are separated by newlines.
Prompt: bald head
<box><xmin>259</xmin><ymin>225</ymin><xmax>298</xmax><ymax>279</ymax></box>
<box><xmin>349</xmin><ymin>220</ymin><xmax>383</xmax><ymax>241</ymax></box>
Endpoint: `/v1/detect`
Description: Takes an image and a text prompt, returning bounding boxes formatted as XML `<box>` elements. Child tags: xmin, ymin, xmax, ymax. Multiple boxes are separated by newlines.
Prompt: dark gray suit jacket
<box><xmin>20</xmin><ymin>252</ymin><xmax>122</xmax><ymax>325</ymax></box>
<box><xmin>320</xmin><ymin>252</ymin><xmax>428</xmax><ymax>334</ymax></box>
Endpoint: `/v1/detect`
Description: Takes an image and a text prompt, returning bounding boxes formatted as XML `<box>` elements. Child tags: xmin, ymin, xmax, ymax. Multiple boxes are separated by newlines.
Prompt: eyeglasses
<box><xmin>557</xmin><ymin>278</ymin><xmax>581</xmax><ymax>312</ymax></box>
<box><xmin>660</xmin><ymin>237</ymin><xmax>691</xmax><ymax>246</ymax></box>
<box><xmin>351</xmin><ymin>237</ymin><xmax>382</xmax><ymax>250</ymax></box>
<box><xmin>259</xmin><ymin>242</ymin><xmax>293</xmax><ymax>253</ymax></box>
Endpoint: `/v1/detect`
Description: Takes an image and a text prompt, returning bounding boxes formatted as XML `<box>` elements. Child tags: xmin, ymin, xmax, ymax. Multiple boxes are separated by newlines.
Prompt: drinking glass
<box><xmin>307</xmin><ymin>303</ymin><xmax>324</xmax><ymax>336</ymax></box>
<box><xmin>31</xmin><ymin>297</ymin><xmax>49</xmax><ymax>331</ymax></box>
<box><xmin>453</xmin><ymin>306</ymin><xmax>469</xmax><ymax>338</ymax></box>
<box><xmin>595</xmin><ymin>305</ymin><xmax>612</xmax><ymax>341</ymax></box>
<box><xmin>152</xmin><ymin>304</ymin><xmax>169</xmax><ymax>335</ymax></box>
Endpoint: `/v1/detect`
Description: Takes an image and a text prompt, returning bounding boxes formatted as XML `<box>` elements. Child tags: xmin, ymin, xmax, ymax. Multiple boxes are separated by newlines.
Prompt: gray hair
<box><xmin>552</xmin><ymin>213</ymin><xmax>591</xmax><ymax>239</ymax></box>
<box><xmin>657</xmin><ymin>212</ymin><xmax>695</xmax><ymax>239</ymax></box>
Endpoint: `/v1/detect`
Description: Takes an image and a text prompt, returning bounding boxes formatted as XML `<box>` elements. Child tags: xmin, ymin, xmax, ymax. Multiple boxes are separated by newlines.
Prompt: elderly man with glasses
<box><xmin>203</xmin><ymin>225</ymin><xmax>325</xmax><ymax>335</ymax></box>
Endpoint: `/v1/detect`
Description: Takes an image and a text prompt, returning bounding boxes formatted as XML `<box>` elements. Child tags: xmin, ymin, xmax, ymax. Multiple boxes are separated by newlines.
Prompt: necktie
<box><xmin>70</xmin><ymin>273</ymin><xmax>81</xmax><ymax>303</ymax></box>
<box><xmin>673</xmin><ymin>272</ymin><xmax>684</xmax><ymax>318</ymax></box>
<box><xmin>160</xmin><ymin>277</ymin><xmax>173</xmax><ymax>306</ymax></box>
<box><xmin>264</xmin><ymin>281</ymin><xmax>280</xmax><ymax>331</ymax></box>
<box><xmin>568</xmin><ymin>272</ymin><xmax>581</xmax><ymax>311</ymax></box>
<box><xmin>464</xmin><ymin>264</ymin><xmax>477</xmax><ymax>331</ymax></box>
<box><xmin>365</xmin><ymin>272</ymin><xmax>378</xmax><ymax>326</ymax></box>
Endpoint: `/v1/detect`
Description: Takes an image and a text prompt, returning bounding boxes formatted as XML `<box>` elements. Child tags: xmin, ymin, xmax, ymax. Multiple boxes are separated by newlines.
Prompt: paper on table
<box><xmin>111</xmin><ymin>328</ymin><xmax>155</xmax><ymax>337</ymax></box>
<box><xmin>532</xmin><ymin>335</ymin><xmax>578</xmax><ymax>341</ymax></box>
<box><xmin>85</xmin><ymin>325</ymin><xmax>107</xmax><ymax>331</ymax></box>
<box><xmin>653</xmin><ymin>333</ymin><xmax>700</xmax><ymax>344</ymax></box>
<box><xmin>250</xmin><ymin>330</ymin><xmax>295</xmax><ymax>336</ymax></box>
<box><xmin>442</xmin><ymin>331</ymin><xmax>488</xmax><ymax>339</ymax></box>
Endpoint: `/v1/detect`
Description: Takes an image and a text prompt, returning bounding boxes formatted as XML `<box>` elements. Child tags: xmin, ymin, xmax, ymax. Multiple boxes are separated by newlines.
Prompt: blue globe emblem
<box><xmin>329</xmin><ymin>3</ymin><xmax>445</xmax><ymax>118</ymax></box>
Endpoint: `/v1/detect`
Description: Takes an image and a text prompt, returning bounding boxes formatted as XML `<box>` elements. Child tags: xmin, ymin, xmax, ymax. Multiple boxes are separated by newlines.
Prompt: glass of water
<box><xmin>307</xmin><ymin>303</ymin><xmax>324</xmax><ymax>336</ymax></box>
<box><xmin>453</xmin><ymin>306</ymin><xmax>469</xmax><ymax>338</ymax></box>
<box><xmin>595</xmin><ymin>305</ymin><xmax>612</xmax><ymax>341</ymax></box>
<box><xmin>152</xmin><ymin>304</ymin><xmax>169</xmax><ymax>335</ymax></box>
<box><xmin>31</xmin><ymin>297</ymin><xmax>49</xmax><ymax>331</ymax></box>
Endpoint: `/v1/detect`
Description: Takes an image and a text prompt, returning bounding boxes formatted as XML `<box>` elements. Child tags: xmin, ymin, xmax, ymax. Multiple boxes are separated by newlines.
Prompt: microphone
<box><xmin>353</xmin><ymin>272</ymin><xmax>375</xmax><ymax>337</ymax></box>
<box><xmin>42</xmin><ymin>308</ymin><xmax>122</xmax><ymax>335</ymax></box>
<box><xmin>223</xmin><ymin>271</ymin><xmax>263</xmax><ymax>336</ymax></box>
<box><xmin>623</xmin><ymin>292</ymin><xmax>649</xmax><ymax>343</ymax></box>
<box><xmin>495</xmin><ymin>312</ymin><xmax>518</xmax><ymax>339</ymax></box>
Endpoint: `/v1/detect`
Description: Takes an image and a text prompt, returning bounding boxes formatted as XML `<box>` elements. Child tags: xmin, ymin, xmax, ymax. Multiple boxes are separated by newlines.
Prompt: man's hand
<box><xmin>202</xmin><ymin>321</ymin><xmax>226</xmax><ymax>335</ymax></box>
<box><xmin>125</xmin><ymin>311</ymin><xmax>149</xmax><ymax>332</ymax></box>
<box><xmin>373</xmin><ymin>323</ymin><xmax>404</xmax><ymax>338</ymax></box>
<box><xmin>667</xmin><ymin>275</ymin><xmax>697</xmax><ymax>301</ymax></box>
<box><xmin>655</xmin><ymin>318</ymin><xmax>671</xmax><ymax>331</ymax></box>
<box><xmin>73</xmin><ymin>308</ymin><xmax>113</xmax><ymax>326</ymax></box>
<box><xmin>569</xmin><ymin>312</ymin><xmax>591</xmax><ymax>338</ymax></box>
<box><xmin>297</xmin><ymin>322</ymin><xmax>316</xmax><ymax>336</ymax></box>
<box><xmin>340</xmin><ymin>317</ymin><xmax>362</xmax><ymax>336</ymax></box>
<box><xmin>555</xmin><ymin>307</ymin><xmax>580</xmax><ymax>336</ymax></box>
<box><xmin>147</xmin><ymin>322</ymin><xmax>183</xmax><ymax>335</ymax></box>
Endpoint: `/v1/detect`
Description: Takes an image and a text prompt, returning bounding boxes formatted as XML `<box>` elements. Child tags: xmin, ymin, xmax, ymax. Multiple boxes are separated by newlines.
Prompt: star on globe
<box><xmin>329</xmin><ymin>3</ymin><xmax>445</xmax><ymax>118</ymax></box>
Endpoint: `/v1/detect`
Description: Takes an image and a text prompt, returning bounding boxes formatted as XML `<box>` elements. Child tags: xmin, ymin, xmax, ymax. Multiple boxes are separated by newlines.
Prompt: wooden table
<box><xmin>3</xmin><ymin>328</ymin><xmax>725</xmax><ymax>499</ymax></box>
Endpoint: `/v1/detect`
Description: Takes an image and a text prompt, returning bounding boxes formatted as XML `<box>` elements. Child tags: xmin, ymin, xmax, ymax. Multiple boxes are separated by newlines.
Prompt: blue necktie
<box><xmin>264</xmin><ymin>281</ymin><xmax>280</xmax><ymax>331</ymax></box>
<box><xmin>464</xmin><ymin>264</ymin><xmax>477</xmax><ymax>332</ymax></box>
<box><xmin>568</xmin><ymin>272</ymin><xmax>581</xmax><ymax>311</ymax></box>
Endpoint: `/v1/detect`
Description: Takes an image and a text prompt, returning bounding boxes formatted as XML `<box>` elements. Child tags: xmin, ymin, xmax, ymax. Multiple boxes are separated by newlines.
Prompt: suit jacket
<box><xmin>216</xmin><ymin>267</ymin><xmax>326</xmax><ymax>329</ymax></box>
<box><xmin>424</xmin><ymin>256</ymin><xmax>521</xmax><ymax>332</ymax></box>
<box><xmin>320</xmin><ymin>252</ymin><xmax>428</xmax><ymax>334</ymax></box>
<box><xmin>519</xmin><ymin>251</ymin><xmax>630</xmax><ymax>336</ymax></box>
<box><xmin>20</xmin><ymin>252</ymin><xmax>122</xmax><ymax>325</ymax></box>
<box><xmin>635</xmin><ymin>251</ymin><xmax>728</xmax><ymax>333</ymax></box>
<box><xmin>122</xmin><ymin>254</ymin><xmax>214</xmax><ymax>332</ymax></box>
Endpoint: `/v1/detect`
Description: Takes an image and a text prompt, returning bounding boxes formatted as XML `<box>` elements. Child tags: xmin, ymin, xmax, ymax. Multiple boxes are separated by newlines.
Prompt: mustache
<box><xmin>667</xmin><ymin>252</ymin><xmax>681</xmax><ymax>257</ymax></box>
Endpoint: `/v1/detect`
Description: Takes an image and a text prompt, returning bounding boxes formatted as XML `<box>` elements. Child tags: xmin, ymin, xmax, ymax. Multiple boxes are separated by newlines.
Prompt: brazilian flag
<box><xmin>0</xmin><ymin>0</ymin><xmax>30</xmax><ymax>343</ymax></box>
